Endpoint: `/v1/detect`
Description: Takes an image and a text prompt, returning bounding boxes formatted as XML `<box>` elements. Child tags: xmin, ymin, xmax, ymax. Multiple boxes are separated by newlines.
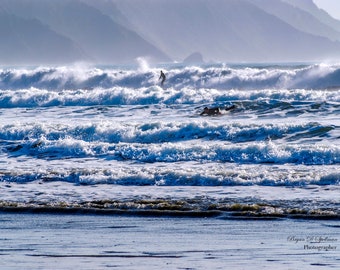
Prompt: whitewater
<box><xmin>0</xmin><ymin>63</ymin><xmax>339</xmax><ymax>218</ymax></box>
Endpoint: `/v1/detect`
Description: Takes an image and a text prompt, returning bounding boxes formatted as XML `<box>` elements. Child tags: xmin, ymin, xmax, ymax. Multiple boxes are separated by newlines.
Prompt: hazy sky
<box><xmin>314</xmin><ymin>0</ymin><xmax>340</xmax><ymax>20</ymax></box>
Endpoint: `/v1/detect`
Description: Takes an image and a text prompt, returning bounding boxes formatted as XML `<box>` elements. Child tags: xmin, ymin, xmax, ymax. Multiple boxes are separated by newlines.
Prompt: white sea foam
<box><xmin>0</xmin><ymin>87</ymin><xmax>339</xmax><ymax>108</ymax></box>
<box><xmin>1</xmin><ymin>63</ymin><xmax>340</xmax><ymax>91</ymax></box>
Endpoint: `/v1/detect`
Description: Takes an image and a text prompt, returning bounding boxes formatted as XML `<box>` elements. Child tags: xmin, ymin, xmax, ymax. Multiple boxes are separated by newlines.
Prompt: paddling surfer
<box><xmin>200</xmin><ymin>105</ymin><xmax>236</xmax><ymax>116</ymax></box>
<box><xmin>200</xmin><ymin>107</ymin><xmax>221</xmax><ymax>116</ymax></box>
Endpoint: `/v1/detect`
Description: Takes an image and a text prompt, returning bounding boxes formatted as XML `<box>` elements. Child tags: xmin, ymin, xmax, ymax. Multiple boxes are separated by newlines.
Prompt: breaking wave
<box><xmin>0</xmin><ymin>121</ymin><xmax>336</xmax><ymax>145</ymax></box>
<box><xmin>1</xmin><ymin>63</ymin><xmax>340</xmax><ymax>91</ymax></box>
<box><xmin>1</xmin><ymin>122</ymin><xmax>339</xmax><ymax>165</ymax></box>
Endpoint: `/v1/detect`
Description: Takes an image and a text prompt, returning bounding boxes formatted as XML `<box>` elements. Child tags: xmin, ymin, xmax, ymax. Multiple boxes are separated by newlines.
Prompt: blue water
<box><xmin>0</xmin><ymin>63</ymin><xmax>339</xmax><ymax>218</ymax></box>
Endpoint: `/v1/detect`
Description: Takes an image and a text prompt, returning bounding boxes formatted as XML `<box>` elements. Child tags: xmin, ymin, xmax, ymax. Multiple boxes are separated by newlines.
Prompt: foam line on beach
<box><xmin>0</xmin><ymin>199</ymin><xmax>338</xmax><ymax>220</ymax></box>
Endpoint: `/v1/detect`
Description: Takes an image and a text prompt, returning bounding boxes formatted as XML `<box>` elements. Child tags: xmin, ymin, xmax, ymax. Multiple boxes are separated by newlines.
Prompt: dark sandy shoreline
<box><xmin>0</xmin><ymin>201</ymin><xmax>339</xmax><ymax>220</ymax></box>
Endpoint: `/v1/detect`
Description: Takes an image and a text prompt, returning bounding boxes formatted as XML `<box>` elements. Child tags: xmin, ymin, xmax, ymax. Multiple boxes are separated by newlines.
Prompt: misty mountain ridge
<box><xmin>1</xmin><ymin>0</ymin><xmax>340</xmax><ymax>65</ymax></box>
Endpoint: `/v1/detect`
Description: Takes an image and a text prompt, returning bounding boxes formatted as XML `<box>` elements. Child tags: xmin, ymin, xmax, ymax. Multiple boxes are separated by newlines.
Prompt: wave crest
<box><xmin>1</xmin><ymin>63</ymin><xmax>340</xmax><ymax>91</ymax></box>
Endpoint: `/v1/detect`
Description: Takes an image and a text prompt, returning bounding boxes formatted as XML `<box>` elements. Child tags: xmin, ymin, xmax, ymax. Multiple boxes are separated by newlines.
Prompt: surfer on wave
<box><xmin>159</xmin><ymin>70</ymin><xmax>166</xmax><ymax>86</ymax></box>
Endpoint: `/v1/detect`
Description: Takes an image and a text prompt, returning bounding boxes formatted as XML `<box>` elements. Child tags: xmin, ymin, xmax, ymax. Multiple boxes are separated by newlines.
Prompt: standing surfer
<box><xmin>159</xmin><ymin>70</ymin><xmax>166</xmax><ymax>86</ymax></box>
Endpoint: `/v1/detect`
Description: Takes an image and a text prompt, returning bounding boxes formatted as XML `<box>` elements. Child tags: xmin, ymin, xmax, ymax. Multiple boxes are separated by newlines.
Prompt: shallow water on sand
<box><xmin>0</xmin><ymin>213</ymin><xmax>339</xmax><ymax>270</ymax></box>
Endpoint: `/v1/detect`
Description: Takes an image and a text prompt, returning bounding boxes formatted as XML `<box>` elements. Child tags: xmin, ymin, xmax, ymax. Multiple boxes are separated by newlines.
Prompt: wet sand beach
<box><xmin>1</xmin><ymin>213</ymin><xmax>339</xmax><ymax>270</ymax></box>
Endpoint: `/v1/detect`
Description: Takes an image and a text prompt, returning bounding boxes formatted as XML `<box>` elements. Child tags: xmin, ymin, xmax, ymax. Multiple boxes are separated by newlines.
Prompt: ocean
<box><xmin>0</xmin><ymin>62</ymin><xmax>339</xmax><ymax>268</ymax></box>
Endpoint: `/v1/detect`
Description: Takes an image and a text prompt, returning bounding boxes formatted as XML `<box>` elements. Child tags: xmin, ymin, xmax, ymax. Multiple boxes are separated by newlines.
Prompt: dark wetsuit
<box><xmin>159</xmin><ymin>71</ymin><xmax>166</xmax><ymax>86</ymax></box>
<box><xmin>200</xmin><ymin>107</ymin><xmax>221</xmax><ymax>116</ymax></box>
